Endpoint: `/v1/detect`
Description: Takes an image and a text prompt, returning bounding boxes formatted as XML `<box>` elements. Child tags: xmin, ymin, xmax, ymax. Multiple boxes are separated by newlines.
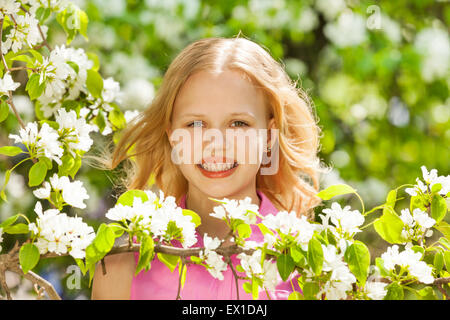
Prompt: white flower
<box><xmin>324</xmin><ymin>10</ymin><xmax>367</xmax><ymax>48</ymax></box>
<box><xmin>380</xmin><ymin>245</ymin><xmax>434</xmax><ymax>284</ymax></box>
<box><xmin>237</xmin><ymin>249</ymin><xmax>263</xmax><ymax>275</ymax></box>
<box><xmin>412</xmin><ymin>208</ymin><xmax>435</xmax><ymax>230</ymax></box>
<box><xmin>0</xmin><ymin>73</ymin><xmax>21</xmax><ymax>96</ymax></box>
<box><xmin>0</xmin><ymin>0</ymin><xmax>20</xmax><ymax>19</ymax></box>
<box><xmin>319</xmin><ymin>202</ymin><xmax>364</xmax><ymax>239</ymax></box>
<box><xmin>365</xmin><ymin>281</ymin><xmax>388</xmax><ymax>300</ymax></box>
<box><xmin>2</xmin><ymin>13</ymin><xmax>41</xmax><ymax>54</ymax></box>
<box><xmin>210</xmin><ymin>196</ymin><xmax>259</xmax><ymax>225</ymax></box>
<box><xmin>203</xmin><ymin>233</ymin><xmax>222</xmax><ymax>251</ymax></box>
<box><xmin>201</xmin><ymin>250</ymin><xmax>228</xmax><ymax>280</ymax></box>
<box><xmin>33</xmin><ymin>181</ymin><xmax>51</xmax><ymax>199</ymax></box>
<box><xmin>31</xmin><ymin>201</ymin><xmax>95</xmax><ymax>259</ymax></box>
<box><xmin>47</xmin><ymin>173</ymin><xmax>89</xmax><ymax>209</ymax></box>
<box><xmin>405</xmin><ymin>166</ymin><xmax>449</xmax><ymax>197</ymax></box>
<box><xmin>55</xmin><ymin>108</ymin><xmax>95</xmax><ymax>155</ymax></box>
<box><xmin>8</xmin><ymin>122</ymin><xmax>63</xmax><ymax>165</ymax></box>
<box><xmin>102</xmin><ymin>77</ymin><xmax>121</xmax><ymax>103</ymax></box>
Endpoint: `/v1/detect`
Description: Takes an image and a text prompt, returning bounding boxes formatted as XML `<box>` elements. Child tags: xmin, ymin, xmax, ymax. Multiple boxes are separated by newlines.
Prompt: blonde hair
<box><xmin>94</xmin><ymin>35</ymin><xmax>330</xmax><ymax>220</ymax></box>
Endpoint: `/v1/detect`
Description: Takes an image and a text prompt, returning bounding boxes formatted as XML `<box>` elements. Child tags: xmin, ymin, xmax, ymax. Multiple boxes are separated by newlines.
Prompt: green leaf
<box><xmin>435</xmin><ymin>221</ymin><xmax>450</xmax><ymax>240</ymax></box>
<box><xmin>0</xmin><ymin>146</ymin><xmax>23</xmax><ymax>157</ymax></box>
<box><xmin>302</xmin><ymin>282</ymin><xmax>320</xmax><ymax>300</ymax></box>
<box><xmin>316</xmin><ymin>184</ymin><xmax>357</xmax><ymax>200</ymax></box>
<box><xmin>108</xmin><ymin>108</ymin><xmax>126</xmax><ymax>130</ymax></box>
<box><xmin>135</xmin><ymin>235</ymin><xmax>154</xmax><ymax>276</ymax></box>
<box><xmin>236</xmin><ymin>223</ymin><xmax>252</xmax><ymax>239</ymax></box>
<box><xmin>28</xmin><ymin>160</ymin><xmax>48</xmax><ymax>187</ymax></box>
<box><xmin>431</xmin><ymin>183</ymin><xmax>442</xmax><ymax>193</ymax></box>
<box><xmin>243</xmin><ymin>281</ymin><xmax>252</xmax><ymax>294</ymax></box>
<box><xmin>85</xmin><ymin>224</ymin><xmax>116</xmax><ymax>273</ymax></box>
<box><xmin>1</xmin><ymin>169</ymin><xmax>11</xmax><ymax>202</ymax></box>
<box><xmin>373</xmin><ymin>206</ymin><xmax>405</xmax><ymax>244</ymax></box>
<box><xmin>344</xmin><ymin>240</ymin><xmax>370</xmax><ymax>286</ymax></box>
<box><xmin>290</xmin><ymin>246</ymin><xmax>306</xmax><ymax>266</ymax></box>
<box><xmin>414</xmin><ymin>287</ymin><xmax>437</xmax><ymax>300</ymax></box>
<box><xmin>444</xmin><ymin>251</ymin><xmax>450</xmax><ymax>272</ymax></box>
<box><xmin>19</xmin><ymin>243</ymin><xmax>40</xmax><ymax>274</ymax></box>
<box><xmin>288</xmin><ymin>291</ymin><xmax>304</xmax><ymax>300</ymax></box>
<box><xmin>434</xmin><ymin>251</ymin><xmax>444</xmax><ymax>272</ymax></box>
<box><xmin>277</xmin><ymin>253</ymin><xmax>295</xmax><ymax>282</ymax></box>
<box><xmin>384</xmin><ymin>282</ymin><xmax>404</xmax><ymax>300</ymax></box>
<box><xmin>431</xmin><ymin>194</ymin><xmax>447</xmax><ymax>223</ymax></box>
<box><xmin>86</xmin><ymin>69</ymin><xmax>103</xmax><ymax>99</ymax></box>
<box><xmin>157</xmin><ymin>253</ymin><xmax>179</xmax><ymax>273</ymax></box>
<box><xmin>25</xmin><ymin>73</ymin><xmax>46</xmax><ymax>100</ymax></box>
<box><xmin>78</xmin><ymin>9</ymin><xmax>89</xmax><ymax>39</ymax></box>
<box><xmin>257</xmin><ymin>223</ymin><xmax>274</xmax><ymax>236</ymax></box>
<box><xmin>0</xmin><ymin>99</ymin><xmax>9</xmax><ymax>123</ymax></box>
<box><xmin>438</xmin><ymin>237</ymin><xmax>450</xmax><ymax>250</ymax></box>
<box><xmin>375</xmin><ymin>257</ymin><xmax>390</xmax><ymax>277</ymax></box>
<box><xmin>117</xmin><ymin>189</ymin><xmax>149</xmax><ymax>207</ymax></box>
<box><xmin>178</xmin><ymin>262</ymin><xmax>187</xmax><ymax>289</ymax></box>
<box><xmin>386</xmin><ymin>189</ymin><xmax>397</xmax><ymax>206</ymax></box>
<box><xmin>58</xmin><ymin>154</ymin><xmax>75</xmax><ymax>176</ymax></box>
<box><xmin>181</xmin><ymin>209</ymin><xmax>201</xmax><ymax>227</ymax></box>
<box><xmin>68</xmin><ymin>154</ymin><xmax>82</xmax><ymax>179</ymax></box>
<box><xmin>0</xmin><ymin>214</ymin><xmax>19</xmax><ymax>228</ymax></box>
<box><xmin>107</xmin><ymin>223</ymin><xmax>124</xmax><ymax>238</ymax></box>
<box><xmin>307</xmin><ymin>236</ymin><xmax>323</xmax><ymax>276</ymax></box>
<box><xmin>4</xmin><ymin>223</ymin><xmax>30</xmax><ymax>234</ymax></box>
<box><xmin>94</xmin><ymin>109</ymin><xmax>106</xmax><ymax>133</ymax></box>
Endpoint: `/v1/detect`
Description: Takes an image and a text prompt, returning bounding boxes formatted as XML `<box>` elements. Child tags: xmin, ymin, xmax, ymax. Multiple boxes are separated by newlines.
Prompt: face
<box><xmin>167</xmin><ymin>69</ymin><xmax>275</xmax><ymax>198</ymax></box>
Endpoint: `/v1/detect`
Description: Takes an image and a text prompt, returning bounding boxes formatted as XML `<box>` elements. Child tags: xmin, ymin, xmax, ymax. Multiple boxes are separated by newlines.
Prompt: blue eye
<box><xmin>231</xmin><ymin>120</ymin><xmax>249</xmax><ymax>127</ymax></box>
<box><xmin>187</xmin><ymin>120</ymin><xmax>204</xmax><ymax>128</ymax></box>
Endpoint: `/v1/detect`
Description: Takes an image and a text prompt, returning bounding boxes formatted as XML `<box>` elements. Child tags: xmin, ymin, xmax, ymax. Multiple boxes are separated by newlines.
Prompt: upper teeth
<box><xmin>201</xmin><ymin>162</ymin><xmax>236</xmax><ymax>172</ymax></box>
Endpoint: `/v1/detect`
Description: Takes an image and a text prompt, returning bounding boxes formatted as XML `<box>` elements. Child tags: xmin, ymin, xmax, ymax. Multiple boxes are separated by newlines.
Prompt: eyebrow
<box><xmin>180</xmin><ymin>112</ymin><xmax>256</xmax><ymax>119</ymax></box>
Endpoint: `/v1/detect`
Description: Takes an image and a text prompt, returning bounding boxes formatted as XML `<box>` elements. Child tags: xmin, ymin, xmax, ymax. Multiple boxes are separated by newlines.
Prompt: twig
<box><xmin>20</xmin><ymin>5</ymin><xmax>51</xmax><ymax>51</ymax></box>
<box><xmin>176</xmin><ymin>261</ymin><xmax>185</xmax><ymax>300</ymax></box>
<box><xmin>227</xmin><ymin>259</ymin><xmax>240</xmax><ymax>300</ymax></box>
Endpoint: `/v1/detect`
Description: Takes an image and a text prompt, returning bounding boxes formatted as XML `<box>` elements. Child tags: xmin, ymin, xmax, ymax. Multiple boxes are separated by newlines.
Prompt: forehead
<box><xmin>172</xmin><ymin>69</ymin><xmax>268</xmax><ymax>119</ymax></box>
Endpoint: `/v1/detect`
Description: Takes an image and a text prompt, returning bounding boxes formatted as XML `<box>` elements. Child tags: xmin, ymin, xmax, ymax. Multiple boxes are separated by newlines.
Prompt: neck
<box><xmin>185</xmin><ymin>184</ymin><xmax>261</xmax><ymax>240</ymax></box>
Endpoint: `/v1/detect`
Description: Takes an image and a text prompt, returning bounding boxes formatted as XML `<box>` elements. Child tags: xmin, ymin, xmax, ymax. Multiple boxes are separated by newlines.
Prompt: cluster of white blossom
<box><xmin>55</xmin><ymin>108</ymin><xmax>96</xmax><ymax>156</ymax></box>
<box><xmin>318</xmin><ymin>202</ymin><xmax>365</xmax><ymax>240</ymax></box>
<box><xmin>8</xmin><ymin>107</ymin><xmax>95</xmax><ymax>163</ymax></box>
<box><xmin>21</xmin><ymin>0</ymin><xmax>70</xmax><ymax>14</ymax></box>
<box><xmin>380</xmin><ymin>245</ymin><xmax>434</xmax><ymax>284</ymax></box>
<box><xmin>9</xmin><ymin>121</ymin><xmax>63</xmax><ymax>164</ymax></box>
<box><xmin>33</xmin><ymin>173</ymin><xmax>89</xmax><ymax>209</ymax></box>
<box><xmin>262</xmin><ymin>211</ymin><xmax>317</xmax><ymax>251</ymax></box>
<box><xmin>405</xmin><ymin>165</ymin><xmax>450</xmax><ymax>197</ymax></box>
<box><xmin>37</xmin><ymin>45</ymin><xmax>94</xmax><ymax>118</ymax></box>
<box><xmin>237</xmin><ymin>249</ymin><xmax>279</xmax><ymax>293</ymax></box>
<box><xmin>198</xmin><ymin>233</ymin><xmax>227</xmax><ymax>280</ymax></box>
<box><xmin>106</xmin><ymin>190</ymin><xmax>198</xmax><ymax>248</ymax></box>
<box><xmin>399</xmin><ymin>208</ymin><xmax>436</xmax><ymax>243</ymax></box>
<box><xmin>1</xmin><ymin>11</ymin><xmax>46</xmax><ymax>54</ymax></box>
<box><xmin>209</xmin><ymin>196</ymin><xmax>259</xmax><ymax>225</ymax></box>
<box><xmin>28</xmin><ymin>201</ymin><xmax>95</xmax><ymax>259</ymax></box>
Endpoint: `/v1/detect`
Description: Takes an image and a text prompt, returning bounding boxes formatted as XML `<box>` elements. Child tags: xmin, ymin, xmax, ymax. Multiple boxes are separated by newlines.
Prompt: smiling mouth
<box><xmin>196</xmin><ymin>161</ymin><xmax>239</xmax><ymax>172</ymax></box>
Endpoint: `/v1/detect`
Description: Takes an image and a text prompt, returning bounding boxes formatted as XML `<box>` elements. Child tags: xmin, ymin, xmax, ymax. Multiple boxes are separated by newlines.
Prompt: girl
<box><xmin>91</xmin><ymin>35</ymin><xmax>328</xmax><ymax>299</ymax></box>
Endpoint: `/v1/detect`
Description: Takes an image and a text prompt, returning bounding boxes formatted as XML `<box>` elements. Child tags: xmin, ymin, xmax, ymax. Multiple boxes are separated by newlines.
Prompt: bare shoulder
<box><xmin>91</xmin><ymin>252</ymin><xmax>136</xmax><ymax>300</ymax></box>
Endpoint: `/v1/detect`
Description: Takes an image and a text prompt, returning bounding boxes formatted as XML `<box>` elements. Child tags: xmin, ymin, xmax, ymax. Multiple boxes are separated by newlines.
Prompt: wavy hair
<box><xmin>94</xmin><ymin>35</ymin><xmax>330</xmax><ymax>220</ymax></box>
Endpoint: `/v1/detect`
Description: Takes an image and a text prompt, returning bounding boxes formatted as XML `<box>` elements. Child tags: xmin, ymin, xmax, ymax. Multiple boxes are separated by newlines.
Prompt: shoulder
<box><xmin>91</xmin><ymin>252</ymin><xmax>136</xmax><ymax>300</ymax></box>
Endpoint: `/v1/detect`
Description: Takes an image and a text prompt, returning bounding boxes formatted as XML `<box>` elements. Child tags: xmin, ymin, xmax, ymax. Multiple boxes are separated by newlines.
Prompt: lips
<box><xmin>196</xmin><ymin>156</ymin><xmax>239</xmax><ymax>178</ymax></box>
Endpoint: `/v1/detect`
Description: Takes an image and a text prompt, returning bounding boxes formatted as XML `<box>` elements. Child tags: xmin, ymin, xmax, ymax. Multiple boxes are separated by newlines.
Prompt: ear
<box><xmin>267</xmin><ymin>117</ymin><xmax>276</xmax><ymax>150</ymax></box>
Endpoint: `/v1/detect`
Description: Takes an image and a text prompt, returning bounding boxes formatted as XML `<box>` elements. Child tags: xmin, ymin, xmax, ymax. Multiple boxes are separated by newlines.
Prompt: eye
<box><xmin>187</xmin><ymin>120</ymin><xmax>204</xmax><ymax>128</ymax></box>
<box><xmin>231</xmin><ymin>120</ymin><xmax>249</xmax><ymax>127</ymax></box>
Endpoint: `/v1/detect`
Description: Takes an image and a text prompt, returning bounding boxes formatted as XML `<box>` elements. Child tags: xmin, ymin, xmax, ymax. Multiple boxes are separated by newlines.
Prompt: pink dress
<box><xmin>131</xmin><ymin>189</ymin><xmax>300</xmax><ymax>299</ymax></box>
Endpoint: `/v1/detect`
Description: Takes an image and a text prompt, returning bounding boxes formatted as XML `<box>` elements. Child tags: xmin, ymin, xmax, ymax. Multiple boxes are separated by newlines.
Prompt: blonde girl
<box><xmin>91</xmin><ymin>35</ymin><xmax>328</xmax><ymax>299</ymax></box>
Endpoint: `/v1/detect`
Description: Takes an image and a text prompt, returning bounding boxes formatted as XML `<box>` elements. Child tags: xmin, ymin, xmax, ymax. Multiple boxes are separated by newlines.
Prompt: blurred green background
<box><xmin>0</xmin><ymin>0</ymin><xmax>448</xmax><ymax>299</ymax></box>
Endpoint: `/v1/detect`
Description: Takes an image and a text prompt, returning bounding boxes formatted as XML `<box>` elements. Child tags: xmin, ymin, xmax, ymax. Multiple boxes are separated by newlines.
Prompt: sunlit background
<box><xmin>0</xmin><ymin>0</ymin><xmax>448</xmax><ymax>299</ymax></box>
